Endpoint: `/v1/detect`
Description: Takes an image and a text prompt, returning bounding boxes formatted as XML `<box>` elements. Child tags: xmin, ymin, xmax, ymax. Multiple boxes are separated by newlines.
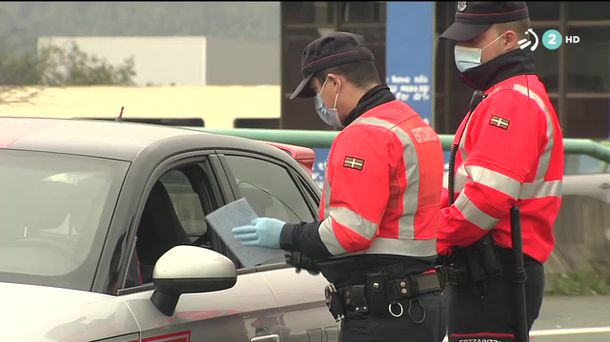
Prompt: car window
<box><xmin>224</xmin><ymin>155</ymin><xmax>315</xmax><ymax>224</ymax></box>
<box><xmin>159</xmin><ymin>170</ymin><xmax>207</xmax><ymax>238</ymax></box>
<box><xmin>132</xmin><ymin>162</ymin><xmax>231</xmax><ymax>285</ymax></box>
<box><xmin>0</xmin><ymin>150</ymin><xmax>128</xmax><ymax>291</ymax></box>
<box><xmin>128</xmin><ymin>161</ymin><xmax>244</xmax><ymax>287</ymax></box>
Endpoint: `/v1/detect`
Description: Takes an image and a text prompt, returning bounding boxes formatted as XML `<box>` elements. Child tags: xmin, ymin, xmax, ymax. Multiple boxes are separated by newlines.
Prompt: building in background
<box><xmin>1</xmin><ymin>2</ymin><xmax>608</xmax><ymax>138</ymax></box>
<box><xmin>0</xmin><ymin>2</ymin><xmax>283</xmax><ymax>129</ymax></box>
<box><xmin>281</xmin><ymin>2</ymin><xmax>387</xmax><ymax>130</ymax></box>
<box><xmin>281</xmin><ymin>1</ymin><xmax>610</xmax><ymax>139</ymax></box>
<box><xmin>38</xmin><ymin>36</ymin><xmax>280</xmax><ymax>86</ymax></box>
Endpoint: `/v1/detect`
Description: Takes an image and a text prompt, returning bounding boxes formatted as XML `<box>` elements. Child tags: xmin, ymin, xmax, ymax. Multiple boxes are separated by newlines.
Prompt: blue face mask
<box><xmin>454</xmin><ymin>33</ymin><xmax>506</xmax><ymax>73</ymax></box>
<box><xmin>314</xmin><ymin>77</ymin><xmax>343</xmax><ymax>129</ymax></box>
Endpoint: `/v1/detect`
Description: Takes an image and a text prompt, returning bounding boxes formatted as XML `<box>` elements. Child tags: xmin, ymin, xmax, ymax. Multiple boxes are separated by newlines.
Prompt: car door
<box><xmin>562</xmin><ymin>154</ymin><xmax>610</xmax><ymax>203</ymax></box>
<box><xmin>217</xmin><ymin>151</ymin><xmax>340</xmax><ymax>342</ymax></box>
<box><xmin>119</xmin><ymin>154</ymin><xmax>284</xmax><ymax>342</ymax></box>
<box><xmin>554</xmin><ymin>153</ymin><xmax>610</xmax><ymax>276</ymax></box>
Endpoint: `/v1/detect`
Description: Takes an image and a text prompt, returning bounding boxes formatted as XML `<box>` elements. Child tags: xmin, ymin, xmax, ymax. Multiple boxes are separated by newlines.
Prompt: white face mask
<box><xmin>314</xmin><ymin>77</ymin><xmax>343</xmax><ymax>129</ymax></box>
<box><xmin>454</xmin><ymin>33</ymin><xmax>506</xmax><ymax>73</ymax></box>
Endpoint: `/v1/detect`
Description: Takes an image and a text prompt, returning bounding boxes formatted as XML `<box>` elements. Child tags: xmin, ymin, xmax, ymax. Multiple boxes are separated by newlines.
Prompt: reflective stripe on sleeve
<box><xmin>318</xmin><ymin>218</ymin><xmax>347</xmax><ymax>255</ymax></box>
<box><xmin>513</xmin><ymin>84</ymin><xmax>554</xmax><ymax>182</ymax></box>
<box><xmin>318</xmin><ymin>207</ymin><xmax>379</xmax><ymax>255</ymax></box>
<box><xmin>455</xmin><ymin>164</ymin><xmax>469</xmax><ymax>193</ymax></box>
<box><xmin>520</xmin><ymin>180</ymin><xmax>562</xmax><ymax>199</ymax></box>
<box><xmin>330</xmin><ymin>206</ymin><xmax>378</xmax><ymax>240</ymax></box>
<box><xmin>465</xmin><ymin>165</ymin><xmax>521</xmax><ymax>199</ymax></box>
<box><xmin>454</xmin><ymin>193</ymin><xmax>499</xmax><ymax>230</ymax></box>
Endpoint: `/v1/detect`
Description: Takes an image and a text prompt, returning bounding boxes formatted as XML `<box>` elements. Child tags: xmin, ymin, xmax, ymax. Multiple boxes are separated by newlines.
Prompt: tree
<box><xmin>0</xmin><ymin>42</ymin><xmax>137</xmax><ymax>104</ymax></box>
<box><xmin>0</xmin><ymin>42</ymin><xmax>136</xmax><ymax>87</ymax></box>
<box><xmin>38</xmin><ymin>42</ymin><xmax>136</xmax><ymax>86</ymax></box>
<box><xmin>0</xmin><ymin>44</ymin><xmax>41</xmax><ymax>86</ymax></box>
<box><xmin>0</xmin><ymin>43</ymin><xmax>44</xmax><ymax>104</ymax></box>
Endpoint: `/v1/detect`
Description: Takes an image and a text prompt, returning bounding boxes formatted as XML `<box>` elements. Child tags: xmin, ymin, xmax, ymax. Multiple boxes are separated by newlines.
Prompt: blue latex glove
<box><xmin>232</xmin><ymin>217</ymin><xmax>286</xmax><ymax>249</ymax></box>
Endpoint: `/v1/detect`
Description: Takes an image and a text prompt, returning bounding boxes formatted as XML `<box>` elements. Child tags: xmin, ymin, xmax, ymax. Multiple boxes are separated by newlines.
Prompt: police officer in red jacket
<box><xmin>438</xmin><ymin>2</ymin><xmax>564</xmax><ymax>341</ymax></box>
<box><xmin>233</xmin><ymin>32</ymin><xmax>446</xmax><ymax>341</ymax></box>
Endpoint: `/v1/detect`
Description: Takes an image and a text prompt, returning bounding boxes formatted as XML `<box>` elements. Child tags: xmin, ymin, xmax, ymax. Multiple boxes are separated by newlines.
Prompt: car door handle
<box><xmin>251</xmin><ymin>334</ymin><xmax>280</xmax><ymax>342</ymax></box>
<box><xmin>599</xmin><ymin>183</ymin><xmax>610</xmax><ymax>190</ymax></box>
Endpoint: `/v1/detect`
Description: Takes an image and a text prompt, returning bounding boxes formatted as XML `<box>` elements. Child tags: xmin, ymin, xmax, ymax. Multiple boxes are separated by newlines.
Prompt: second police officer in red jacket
<box><xmin>437</xmin><ymin>2</ymin><xmax>564</xmax><ymax>341</ymax></box>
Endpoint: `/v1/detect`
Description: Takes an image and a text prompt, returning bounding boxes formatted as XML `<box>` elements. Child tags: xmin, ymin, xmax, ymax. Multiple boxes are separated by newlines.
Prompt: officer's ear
<box><xmin>326</xmin><ymin>73</ymin><xmax>343</xmax><ymax>92</ymax></box>
<box><xmin>502</xmin><ymin>30</ymin><xmax>519</xmax><ymax>51</ymax></box>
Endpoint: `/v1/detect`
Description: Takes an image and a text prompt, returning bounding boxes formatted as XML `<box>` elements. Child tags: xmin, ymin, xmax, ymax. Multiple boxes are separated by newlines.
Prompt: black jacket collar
<box><xmin>344</xmin><ymin>85</ymin><xmax>396</xmax><ymax>126</ymax></box>
<box><xmin>459</xmin><ymin>48</ymin><xmax>536</xmax><ymax>91</ymax></box>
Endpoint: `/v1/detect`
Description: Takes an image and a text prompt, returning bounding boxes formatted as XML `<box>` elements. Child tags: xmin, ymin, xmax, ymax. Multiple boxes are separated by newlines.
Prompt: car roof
<box><xmin>0</xmin><ymin>117</ymin><xmax>290</xmax><ymax>162</ymax></box>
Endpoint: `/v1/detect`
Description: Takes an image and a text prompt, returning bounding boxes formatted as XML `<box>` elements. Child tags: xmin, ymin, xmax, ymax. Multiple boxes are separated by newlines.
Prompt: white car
<box><xmin>0</xmin><ymin>118</ymin><xmax>339</xmax><ymax>341</ymax></box>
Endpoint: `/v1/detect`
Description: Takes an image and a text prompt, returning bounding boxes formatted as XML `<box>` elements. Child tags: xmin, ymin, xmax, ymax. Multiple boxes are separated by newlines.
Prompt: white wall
<box><xmin>0</xmin><ymin>86</ymin><xmax>280</xmax><ymax>129</ymax></box>
<box><xmin>206</xmin><ymin>37</ymin><xmax>280</xmax><ymax>85</ymax></box>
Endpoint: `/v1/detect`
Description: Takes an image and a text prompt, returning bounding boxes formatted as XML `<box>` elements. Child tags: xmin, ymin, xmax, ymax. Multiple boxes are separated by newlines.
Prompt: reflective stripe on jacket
<box><xmin>319</xmin><ymin>100</ymin><xmax>444</xmax><ymax>258</ymax></box>
<box><xmin>438</xmin><ymin>74</ymin><xmax>564</xmax><ymax>263</ymax></box>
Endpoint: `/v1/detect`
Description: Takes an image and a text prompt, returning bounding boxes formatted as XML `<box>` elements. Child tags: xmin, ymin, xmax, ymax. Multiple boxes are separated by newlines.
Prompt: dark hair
<box><xmin>314</xmin><ymin>60</ymin><xmax>380</xmax><ymax>89</ymax></box>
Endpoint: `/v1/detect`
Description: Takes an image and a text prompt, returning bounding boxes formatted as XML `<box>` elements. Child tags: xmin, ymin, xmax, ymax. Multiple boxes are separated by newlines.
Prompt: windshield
<box><xmin>0</xmin><ymin>150</ymin><xmax>128</xmax><ymax>291</ymax></box>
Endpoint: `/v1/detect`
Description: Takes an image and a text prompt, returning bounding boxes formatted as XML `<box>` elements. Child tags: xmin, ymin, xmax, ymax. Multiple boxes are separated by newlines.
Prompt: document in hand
<box><xmin>205</xmin><ymin>198</ymin><xmax>285</xmax><ymax>268</ymax></box>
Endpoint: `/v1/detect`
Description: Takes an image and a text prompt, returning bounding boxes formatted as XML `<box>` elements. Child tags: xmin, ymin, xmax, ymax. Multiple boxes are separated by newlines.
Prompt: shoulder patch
<box><xmin>343</xmin><ymin>156</ymin><xmax>365</xmax><ymax>171</ymax></box>
<box><xmin>489</xmin><ymin>115</ymin><xmax>510</xmax><ymax>130</ymax></box>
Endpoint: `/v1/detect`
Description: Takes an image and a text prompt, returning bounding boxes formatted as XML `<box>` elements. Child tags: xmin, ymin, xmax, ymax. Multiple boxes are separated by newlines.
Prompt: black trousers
<box><xmin>339</xmin><ymin>292</ymin><xmax>446</xmax><ymax>342</ymax></box>
<box><xmin>445</xmin><ymin>253</ymin><xmax>545</xmax><ymax>342</ymax></box>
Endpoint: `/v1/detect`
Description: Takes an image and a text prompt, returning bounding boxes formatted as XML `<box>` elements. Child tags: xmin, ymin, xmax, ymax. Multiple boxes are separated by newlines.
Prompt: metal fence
<box><xmin>190</xmin><ymin>128</ymin><xmax>610</xmax><ymax>163</ymax></box>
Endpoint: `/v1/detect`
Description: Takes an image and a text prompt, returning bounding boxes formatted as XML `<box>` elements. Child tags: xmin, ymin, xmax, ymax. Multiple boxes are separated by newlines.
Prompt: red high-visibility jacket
<box><xmin>438</xmin><ymin>74</ymin><xmax>564</xmax><ymax>263</ymax></box>
<box><xmin>318</xmin><ymin>100</ymin><xmax>444</xmax><ymax>258</ymax></box>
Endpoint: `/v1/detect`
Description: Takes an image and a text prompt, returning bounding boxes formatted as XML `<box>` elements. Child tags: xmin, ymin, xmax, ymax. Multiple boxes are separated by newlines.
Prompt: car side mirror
<box><xmin>150</xmin><ymin>245</ymin><xmax>237</xmax><ymax>316</ymax></box>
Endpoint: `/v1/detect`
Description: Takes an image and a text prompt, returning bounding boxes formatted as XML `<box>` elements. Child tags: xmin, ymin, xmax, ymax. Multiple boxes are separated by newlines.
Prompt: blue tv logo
<box><xmin>542</xmin><ymin>29</ymin><xmax>563</xmax><ymax>50</ymax></box>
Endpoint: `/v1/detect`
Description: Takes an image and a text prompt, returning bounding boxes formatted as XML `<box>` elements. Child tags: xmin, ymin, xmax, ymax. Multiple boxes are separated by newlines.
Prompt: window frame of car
<box><xmin>214</xmin><ymin>149</ymin><xmax>321</xmax><ymax>274</ymax></box>
<box><xmin>116</xmin><ymin>151</ymin><xmax>231</xmax><ymax>294</ymax></box>
<box><xmin>116</xmin><ymin>147</ymin><xmax>322</xmax><ymax>295</ymax></box>
<box><xmin>216</xmin><ymin>150</ymin><xmax>321</xmax><ymax>219</ymax></box>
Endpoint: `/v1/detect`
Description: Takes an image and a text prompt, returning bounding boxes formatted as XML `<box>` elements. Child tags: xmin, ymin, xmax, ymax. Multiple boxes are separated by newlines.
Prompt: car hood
<box><xmin>0</xmin><ymin>282</ymin><xmax>138</xmax><ymax>341</ymax></box>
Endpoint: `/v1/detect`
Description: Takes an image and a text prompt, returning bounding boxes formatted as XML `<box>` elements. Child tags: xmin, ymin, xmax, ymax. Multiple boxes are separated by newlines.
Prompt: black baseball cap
<box><xmin>290</xmin><ymin>31</ymin><xmax>374</xmax><ymax>100</ymax></box>
<box><xmin>440</xmin><ymin>2</ymin><xmax>529</xmax><ymax>42</ymax></box>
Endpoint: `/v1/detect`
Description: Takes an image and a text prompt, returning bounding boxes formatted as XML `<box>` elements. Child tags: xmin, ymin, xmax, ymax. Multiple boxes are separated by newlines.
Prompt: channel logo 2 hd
<box><xmin>519</xmin><ymin>29</ymin><xmax>580</xmax><ymax>51</ymax></box>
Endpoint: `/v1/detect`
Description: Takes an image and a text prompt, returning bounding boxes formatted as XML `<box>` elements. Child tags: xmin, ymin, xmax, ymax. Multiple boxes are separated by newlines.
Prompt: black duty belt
<box><xmin>324</xmin><ymin>269</ymin><xmax>444</xmax><ymax>322</ymax></box>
